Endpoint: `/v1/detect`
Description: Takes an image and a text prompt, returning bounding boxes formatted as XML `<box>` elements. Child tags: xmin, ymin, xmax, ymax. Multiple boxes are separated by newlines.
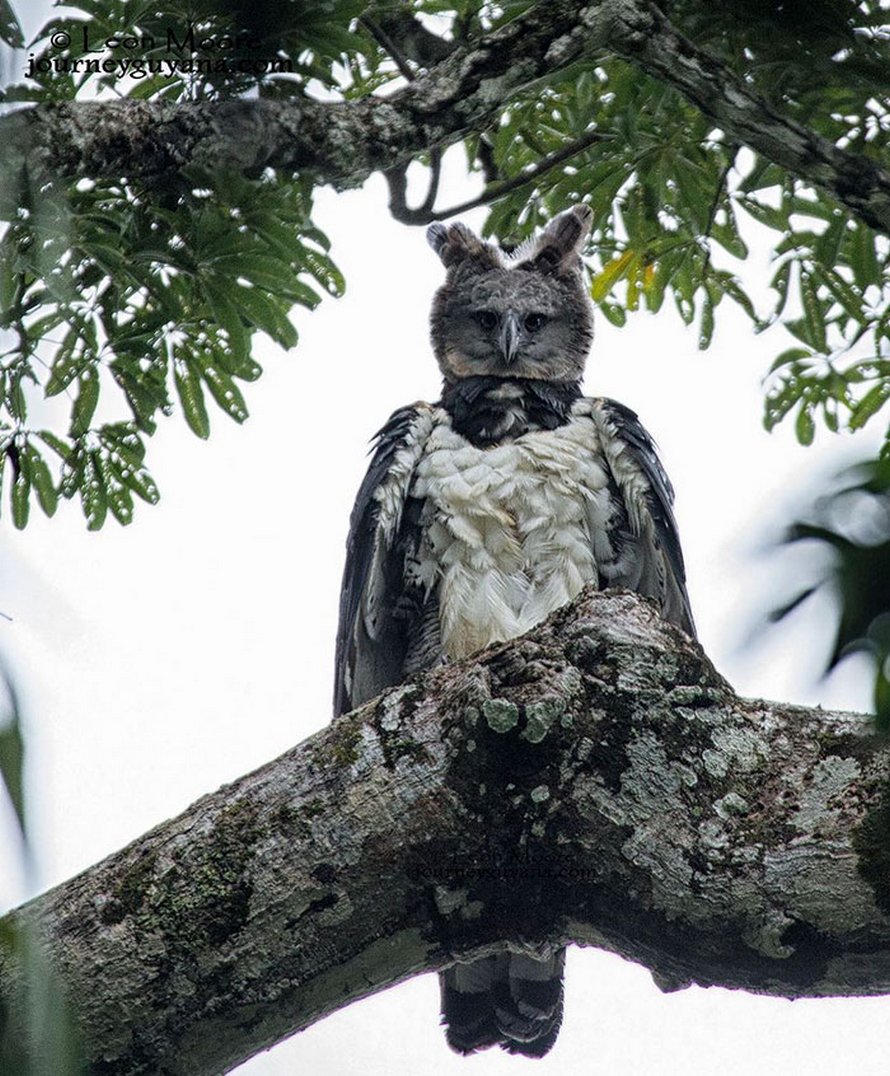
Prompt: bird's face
<box><xmin>427</xmin><ymin>206</ymin><xmax>595</xmax><ymax>386</ymax></box>
<box><xmin>432</xmin><ymin>269</ymin><xmax>592</xmax><ymax>382</ymax></box>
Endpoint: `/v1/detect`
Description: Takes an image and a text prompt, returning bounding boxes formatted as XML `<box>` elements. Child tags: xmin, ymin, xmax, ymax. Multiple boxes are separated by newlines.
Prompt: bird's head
<box><xmin>427</xmin><ymin>205</ymin><xmax>594</xmax><ymax>384</ymax></box>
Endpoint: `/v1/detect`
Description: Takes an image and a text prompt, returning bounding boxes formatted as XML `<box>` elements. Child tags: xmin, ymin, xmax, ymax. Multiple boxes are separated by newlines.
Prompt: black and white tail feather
<box><xmin>441</xmin><ymin>950</ymin><xmax>566</xmax><ymax>1057</ymax></box>
<box><xmin>334</xmin><ymin>205</ymin><xmax>695</xmax><ymax>1058</ymax></box>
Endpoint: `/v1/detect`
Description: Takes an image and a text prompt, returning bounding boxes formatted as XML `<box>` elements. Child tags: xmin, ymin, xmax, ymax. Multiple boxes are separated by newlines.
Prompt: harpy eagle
<box><xmin>333</xmin><ymin>205</ymin><xmax>694</xmax><ymax>1057</ymax></box>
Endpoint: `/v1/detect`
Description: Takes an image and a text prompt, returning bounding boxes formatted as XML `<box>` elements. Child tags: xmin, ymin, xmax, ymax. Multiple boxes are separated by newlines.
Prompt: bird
<box><xmin>333</xmin><ymin>204</ymin><xmax>695</xmax><ymax>1057</ymax></box>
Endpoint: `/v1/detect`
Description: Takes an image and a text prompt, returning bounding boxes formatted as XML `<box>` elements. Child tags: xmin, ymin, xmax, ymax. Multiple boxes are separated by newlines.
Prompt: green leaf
<box><xmin>109</xmin><ymin>358</ymin><xmax>169</xmax><ymax>435</ymax></box>
<box><xmin>770</xmin><ymin>260</ymin><xmax>792</xmax><ymax>317</ymax></box>
<box><xmin>97</xmin><ymin>425</ymin><xmax>160</xmax><ymax>507</ymax></box>
<box><xmin>710</xmin><ymin>209</ymin><xmax>748</xmax><ymax>260</ymax></box>
<box><xmin>715</xmin><ymin>272</ymin><xmax>758</xmax><ymax>324</ymax></box>
<box><xmin>10</xmin><ymin>469</ymin><xmax>29</xmax><ymax>530</ymax></box>
<box><xmin>46</xmin><ymin>332</ymin><xmax>89</xmax><ymax>397</ymax></box>
<box><xmin>850</xmin><ymin>382</ymin><xmax>890</xmax><ymax>432</ymax></box>
<box><xmin>815</xmin><ymin>215</ymin><xmax>845</xmax><ymax>266</ymax></box>
<box><xmin>80</xmin><ymin>452</ymin><xmax>108</xmax><ymax>531</ymax></box>
<box><xmin>795</xmin><ymin>404</ymin><xmax>816</xmax><ymax>446</ymax></box>
<box><xmin>26</xmin><ymin>444</ymin><xmax>58</xmax><ymax>517</ymax></box>
<box><xmin>590</xmin><ymin>251</ymin><xmax>635</xmax><ymax>302</ymax></box>
<box><xmin>197</xmin><ymin>354</ymin><xmax>249</xmax><ymax>424</ymax></box>
<box><xmin>36</xmin><ymin>430</ymin><xmax>72</xmax><ymax>461</ymax></box>
<box><xmin>739</xmin><ymin>196</ymin><xmax>787</xmax><ymax>231</ymax></box>
<box><xmin>211</xmin><ymin>253</ymin><xmax>301</xmax><ymax>295</ymax></box>
<box><xmin>117</xmin><ymin>460</ymin><xmax>159</xmax><ymax>505</ymax></box>
<box><xmin>250</xmin><ymin>212</ymin><xmax>305</xmax><ymax>259</ymax></box>
<box><xmin>203</xmin><ymin>281</ymin><xmax>251</xmax><ymax>363</ymax></box>
<box><xmin>6</xmin><ymin>369</ymin><xmax>29</xmax><ymax>423</ymax></box>
<box><xmin>768</xmin><ymin>347</ymin><xmax>813</xmax><ymax>374</ymax></box>
<box><xmin>851</xmin><ymin>223</ymin><xmax>880</xmax><ymax>290</ymax></box>
<box><xmin>0</xmin><ymin>707</ymin><xmax>24</xmax><ymax>836</ymax></box>
<box><xmin>0</xmin><ymin>0</ymin><xmax>24</xmax><ymax>47</ymax></box>
<box><xmin>815</xmin><ymin>266</ymin><xmax>863</xmax><ymax>324</ymax></box>
<box><xmin>800</xmin><ymin>272</ymin><xmax>827</xmax><ymax>353</ymax></box>
<box><xmin>94</xmin><ymin>452</ymin><xmax>133</xmax><ymax>526</ymax></box>
<box><xmin>698</xmin><ymin>293</ymin><xmax>714</xmax><ymax>350</ymax></box>
<box><xmin>71</xmin><ymin>371</ymin><xmax>100</xmax><ymax>436</ymax></box>
<box><xmin>174</xmin><ymin>358</ymin><xmax>210</xmax><ymax>439</ymax></box>
<box><xmin>228</xmin><ymin>284</ymin><xmax>297</xmax><ymax>351</ymax></box>
<box><xmin>738</xmin><ymin>156</ymin><xmax>785</xmax><ymax>195</ymax></box>
<box><xmin>296</xmin><ymin>248</ymin><xmax>345</xmax><ymax>298</ymax></box>
<box><xmin>599</xmin><ymin>301</ymin><xmax>627</xmax><ymax>328</ymax></box>
<box><xmin>642</xmin><ymin>258</ymin><xmax>667</xmax><ymax>314</ymax></box>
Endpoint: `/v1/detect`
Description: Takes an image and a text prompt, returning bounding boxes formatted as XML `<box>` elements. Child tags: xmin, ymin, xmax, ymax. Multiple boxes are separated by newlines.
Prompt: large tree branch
<box><xmin>2</xmin><ymin>588</ymin><xmax>889</xmax><ymax>1075</ymax></box>
<box><xmin>3</xmin><ymin>1</ymin><xmax>890</xmax><ymax>234</ymax></box>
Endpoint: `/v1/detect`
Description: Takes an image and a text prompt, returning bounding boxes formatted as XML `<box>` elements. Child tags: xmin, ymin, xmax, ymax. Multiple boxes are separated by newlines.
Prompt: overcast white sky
<box><xmin>2</xmin><ymin>4</ymin><xmax>888</xmax><ymax>1075</ymax></box>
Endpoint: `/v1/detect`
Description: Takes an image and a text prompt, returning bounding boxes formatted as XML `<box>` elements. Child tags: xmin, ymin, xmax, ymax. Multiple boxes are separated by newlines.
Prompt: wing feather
<box><xmin>333</xmin><ymin>404</ymin><xmax>436</xmax><ymax>716</ymax></box>
<box><xmin>590</xmin><ymin>398</ymin><xmax>695</xmax><ymax>637</ymax></box>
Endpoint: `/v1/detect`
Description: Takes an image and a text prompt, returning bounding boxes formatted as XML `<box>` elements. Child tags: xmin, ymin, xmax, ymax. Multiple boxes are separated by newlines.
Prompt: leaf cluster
<box><xmin>474</xmin><ymin>65</ymin><xmax>759</xmax><ymax>339</ymax></box>
<box><xmin>772</xmin><ymin>459</ymin><xmax>890</xmax><ymax>731</ymax></box>
<box><xmin>754</xmin><ymin>178</ymin><xmax>890</xmax><ymax>450</ymax></box>
<box><xmin>0</xmin><ymin>169</ymin><xmax>342</xmax><ymax>528</ymax></box>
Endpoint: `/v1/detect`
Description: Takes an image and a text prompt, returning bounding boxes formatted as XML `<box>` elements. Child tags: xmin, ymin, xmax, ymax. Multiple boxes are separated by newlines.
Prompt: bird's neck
<box><xmin>439</xmin><ymin>376</ymin><xmax>582</xmax><ymax>447</ymax></box>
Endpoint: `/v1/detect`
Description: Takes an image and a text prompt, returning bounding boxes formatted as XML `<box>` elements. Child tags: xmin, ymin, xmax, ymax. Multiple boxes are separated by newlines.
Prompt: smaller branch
<box><xmin>424</xmin><ymin>127</ymin><xmax>608</xmax><ymax>223</ymax></box>
<box><xmin>359</xmin><ymin>15</ymin><xmax>417</xmax><ymax>83</ymax></box>
<box><xmin>422</xmin><ymin>147</ymin><xmax>442</xmax><ymax>213</ymax></box>
<box><xmin>385</xmin><ymin>145</ymin><xmax>443</xmax><ymax>223</ymax></box>
<box><xmin>475</xmin><ymin>133</ymin><xmax>500</xmax><ymax>186</ymax></box>
<box><xmin>363</xmin><ymin>7</ymin><xmax>455</xmax><ymax>67</ymax></box>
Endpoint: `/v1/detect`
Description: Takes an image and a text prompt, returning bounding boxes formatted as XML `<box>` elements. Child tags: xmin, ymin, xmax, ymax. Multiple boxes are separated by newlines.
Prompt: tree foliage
<box><xmin>0</xmin><ymin>0</ymin><xmax>349</xmax><ymax>529</ymax></box>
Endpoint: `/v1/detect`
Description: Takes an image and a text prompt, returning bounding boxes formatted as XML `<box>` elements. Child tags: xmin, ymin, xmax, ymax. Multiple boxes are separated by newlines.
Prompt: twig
<box><xmin>388</xmin><ymin>127</ymin><xmax>608</xmax><ymax>225</ymax></box>
<box><xmin>475</xmin><ymin>134</ymin><xmax>500</xmax><ymax>186</ymax></box>
<box><xmin>359</xmin><ymin>15</ymin><xmax>416</xmax><ymax>82</ymax></box>
<box><xmin>385</xmin><ymin>146</ymin><xmax>443</xmax><ymax>223</ymax></box>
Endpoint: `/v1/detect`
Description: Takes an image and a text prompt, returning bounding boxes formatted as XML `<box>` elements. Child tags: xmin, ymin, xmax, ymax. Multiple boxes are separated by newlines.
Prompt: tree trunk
<box><xmin>1</xmin><ymin>588</ymin><xmax>888</xmax><ymax>1075</ymax></box>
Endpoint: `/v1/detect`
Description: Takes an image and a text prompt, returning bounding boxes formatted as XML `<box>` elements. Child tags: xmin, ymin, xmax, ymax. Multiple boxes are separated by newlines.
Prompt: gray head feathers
<box><xmin>427</xmin><ymin>206</ymin><xmax>595</xmax><ymax>385</ymax></box>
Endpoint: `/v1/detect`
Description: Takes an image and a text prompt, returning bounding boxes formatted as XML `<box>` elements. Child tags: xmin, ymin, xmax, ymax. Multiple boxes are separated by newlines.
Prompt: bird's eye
<box><xmin>524</xmin><ymin>312</ymin><xmax>547</xmax><ymax>333</ymax></box>
<box><xmin>475</xmin><ymin>310</ymin><xmax>498</xmax><ymax>331</ymax></box>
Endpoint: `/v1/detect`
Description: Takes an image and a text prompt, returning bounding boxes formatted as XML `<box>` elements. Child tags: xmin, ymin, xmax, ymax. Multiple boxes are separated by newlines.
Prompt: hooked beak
<box><xmin>498</xmin><ymin>310</ymin><xmax>522</xmax><ymax>365</ymax></box>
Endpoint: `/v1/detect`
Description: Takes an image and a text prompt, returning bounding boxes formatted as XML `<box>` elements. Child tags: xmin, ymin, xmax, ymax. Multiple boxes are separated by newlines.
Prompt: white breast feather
<box><xmin>412</xmin><ymin>400</ymin><xmax>615</xmax><ymax>659</ymax></box>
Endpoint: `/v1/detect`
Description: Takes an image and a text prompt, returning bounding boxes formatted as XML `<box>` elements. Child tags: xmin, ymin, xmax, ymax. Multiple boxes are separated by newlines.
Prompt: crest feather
<box><xmin>513</xmin><ymin>205</ymin><xmax>592</xmax><ymax>276</ymax></box>
<box><xmin>426</xmin><ymin>223</ymin><xmax>502</xmax><ymax>270</ymax></box>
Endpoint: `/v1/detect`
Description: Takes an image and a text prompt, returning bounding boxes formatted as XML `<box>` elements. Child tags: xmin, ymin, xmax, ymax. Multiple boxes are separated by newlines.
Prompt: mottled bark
<box><xmin>3</xmin><ymin>0</ymin><xmax>890</xmax><ymax>234</ymax></box>
<box><xmin>1</xmin><ymin>588</ymin><xmax>889</xmax><ymax>1075</ymax></box>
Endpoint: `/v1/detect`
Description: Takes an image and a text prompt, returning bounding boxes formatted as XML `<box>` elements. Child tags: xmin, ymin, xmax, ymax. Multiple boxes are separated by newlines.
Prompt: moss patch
<box><xmin>326</xmin><ymin>714</ymin><xmax>362</xmax><ymax>768</ymax></box>
<box><xmin>106</xmin><ymin>799</ymin><xmax>262</xmax><ymax>953</ymax></box>
<box><xmin>101</xmin><ymin>848</ymin><xmax>158</xmax><ymax>926</ymax></box>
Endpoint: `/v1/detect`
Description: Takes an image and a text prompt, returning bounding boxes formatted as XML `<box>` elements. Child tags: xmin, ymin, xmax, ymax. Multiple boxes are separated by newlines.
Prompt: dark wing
<box><xmin>592</xmin><ymin>398</ymin><xmax>695</xmax><ymax>637</ymax></box>
<box><xmin>333</xmin><ymin>403</ymin><xmax>437</xmax><ymax>717</ymax></box>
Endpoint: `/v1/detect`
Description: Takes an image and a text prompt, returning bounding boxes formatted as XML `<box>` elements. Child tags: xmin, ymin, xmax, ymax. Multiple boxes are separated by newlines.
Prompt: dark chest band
<box><xmin>439</xmin><ymin>376</ymin><xmax>582</xmax><ymax>447</ymax></box>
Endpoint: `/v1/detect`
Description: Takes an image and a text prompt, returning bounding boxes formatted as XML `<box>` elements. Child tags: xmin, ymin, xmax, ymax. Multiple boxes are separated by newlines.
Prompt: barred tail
<box><xmin>440</xmin><ymin>949</ymin><xmax>565</xmax><ymax>1057</ymax></box>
